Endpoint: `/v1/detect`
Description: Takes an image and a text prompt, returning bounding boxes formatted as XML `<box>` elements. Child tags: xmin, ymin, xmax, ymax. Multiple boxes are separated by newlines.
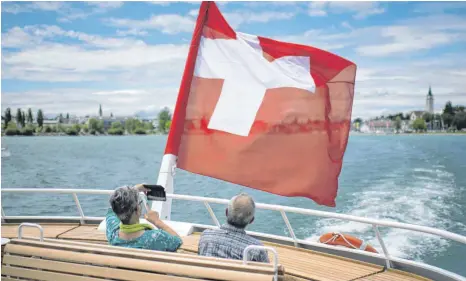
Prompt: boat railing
<box><xmin>2</xmin><ymin>188</ymin><xmax>466</xmax><ymax>280</ymax></box>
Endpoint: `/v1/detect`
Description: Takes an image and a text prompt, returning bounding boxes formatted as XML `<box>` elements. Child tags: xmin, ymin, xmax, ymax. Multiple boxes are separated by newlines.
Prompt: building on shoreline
<box><xmin>426</xmin><ymin>86</ymin><xmax>434</xmax><ymax>114</ymax></box>
<box><xmin>355</xmin><ymin>87</ymin><xmax>444</xmax><ymax>133</ymax></box>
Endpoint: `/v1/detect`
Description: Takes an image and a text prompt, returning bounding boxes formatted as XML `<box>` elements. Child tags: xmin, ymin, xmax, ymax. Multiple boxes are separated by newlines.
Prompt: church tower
<box><xmin>426</xmin><ymin>86</ymin><xmax>434</xmax><ymax>114</ymax></box>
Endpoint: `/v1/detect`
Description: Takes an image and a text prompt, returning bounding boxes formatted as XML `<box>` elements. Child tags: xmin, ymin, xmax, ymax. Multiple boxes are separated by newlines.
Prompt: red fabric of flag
<box><xmin>165</xmin><ymin>1</ymin><xmax>356</xmax><ymax>207</ymax></box>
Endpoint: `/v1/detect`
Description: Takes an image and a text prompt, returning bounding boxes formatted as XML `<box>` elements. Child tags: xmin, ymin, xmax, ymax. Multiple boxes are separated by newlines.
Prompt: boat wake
<box><xmin>2</xmin><ymin>148</ymin><xmax>11</xmax><ymax>158</ymax></box>
<box><xmin>306</xmin><ymin>165</ymin><xmax>464</xmax><ymax>261</ymax></box>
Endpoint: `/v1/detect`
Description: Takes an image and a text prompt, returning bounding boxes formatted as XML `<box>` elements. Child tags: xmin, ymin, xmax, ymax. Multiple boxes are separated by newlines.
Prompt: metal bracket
<box><xmin>18</xmin><ymin>223</ymin><xmax>44</xmax><ymax>242</ymax></box>
<box><xmin>243</xmin><ymin>245</ymin><xmax>279</xmax><ymax>281</ymax></box>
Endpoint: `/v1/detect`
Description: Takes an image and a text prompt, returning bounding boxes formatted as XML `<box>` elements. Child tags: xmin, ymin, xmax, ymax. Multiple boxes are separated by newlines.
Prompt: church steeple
<box><xmin>426</xmin><ymin>86</ymin><xmax>434</xmax><ymax>114</ymax></box>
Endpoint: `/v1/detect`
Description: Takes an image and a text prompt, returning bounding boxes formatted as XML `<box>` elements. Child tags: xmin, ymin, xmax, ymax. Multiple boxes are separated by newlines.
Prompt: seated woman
<box><xmin>106</xmin><ymin>184</ymin><xmax>182</xmax><ymax>252</ymax></box>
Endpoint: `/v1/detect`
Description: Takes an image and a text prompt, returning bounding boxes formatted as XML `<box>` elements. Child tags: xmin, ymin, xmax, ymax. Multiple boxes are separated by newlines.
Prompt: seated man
<box><xmin>106</xmin><ymin>184</ymin><xmax>182</xmax><ymax>252</ymax></box>
<box><xmin>198</xmin><ymin>193</ymin><xmax>269</xmax><ymax>263</ymax></box>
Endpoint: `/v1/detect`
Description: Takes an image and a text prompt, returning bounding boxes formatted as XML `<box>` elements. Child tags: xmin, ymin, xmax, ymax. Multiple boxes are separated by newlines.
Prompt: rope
<box><xmin>320</xmin><ymin>232</ymin><xmax>365</xmax><ymax>250</ymax></box>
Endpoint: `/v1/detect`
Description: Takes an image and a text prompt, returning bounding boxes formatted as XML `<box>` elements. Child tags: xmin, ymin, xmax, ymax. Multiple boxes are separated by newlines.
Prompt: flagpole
<box><xmin>153</xmin><ymin>1</ymin><xmax>212</xmax><ymax>221</ymax></box>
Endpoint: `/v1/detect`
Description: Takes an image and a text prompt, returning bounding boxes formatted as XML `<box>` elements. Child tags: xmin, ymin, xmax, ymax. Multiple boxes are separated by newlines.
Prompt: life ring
<box><xmin>319</xmin><ymin>232</ymin><xmax>378</xmax><ymax>253</ymax></box>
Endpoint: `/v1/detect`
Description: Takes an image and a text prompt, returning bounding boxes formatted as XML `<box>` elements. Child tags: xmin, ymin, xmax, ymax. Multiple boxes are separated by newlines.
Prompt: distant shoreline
<box><xmin>3</xmin><ymin>131</ymin><xmax>465</xmax><ymax>137</ymax></box>
<box><xmin>2</xmin><ymin>132</ymin><xmax>168</xmax><ymax>137</ymax></box>
<box><xmin>350</xmin><ymin>132</ymin><xmax>466</xmax><ymax>136</ymax></box>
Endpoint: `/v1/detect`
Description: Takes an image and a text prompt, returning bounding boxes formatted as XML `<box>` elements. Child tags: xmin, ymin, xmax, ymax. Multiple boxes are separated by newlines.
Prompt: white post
<box><xmin>152</xmin><ymin>154</ymin><xmax>177</xmax><ymax>221</ymax></box>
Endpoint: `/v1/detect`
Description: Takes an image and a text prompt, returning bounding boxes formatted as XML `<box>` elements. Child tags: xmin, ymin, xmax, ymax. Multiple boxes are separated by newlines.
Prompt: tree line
<box><xmin>2</xmin><ymin>107</ymin><xmax>173</xmax><ymax>136</ymax></box>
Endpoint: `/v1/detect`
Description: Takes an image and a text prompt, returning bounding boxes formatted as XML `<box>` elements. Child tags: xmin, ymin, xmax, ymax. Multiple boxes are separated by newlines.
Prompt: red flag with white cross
<box><xmin>165</xmin><ymin>1</ymin><xmax>356</xmax><ymax>207</ymax></box>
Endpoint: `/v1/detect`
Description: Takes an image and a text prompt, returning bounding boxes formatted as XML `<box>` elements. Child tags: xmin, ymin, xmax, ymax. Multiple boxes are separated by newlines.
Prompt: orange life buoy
<box><xmin>319</xmin><ymin>232</ymin><xmax>378</xmax><ymax>253</ymax></box>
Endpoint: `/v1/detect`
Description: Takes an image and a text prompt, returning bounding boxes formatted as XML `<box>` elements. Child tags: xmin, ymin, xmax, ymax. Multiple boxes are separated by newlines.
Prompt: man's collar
<box><xmin>220</xmin><ymin>223</ymin><xmax>246</xmax><ymax>233</ymax></box>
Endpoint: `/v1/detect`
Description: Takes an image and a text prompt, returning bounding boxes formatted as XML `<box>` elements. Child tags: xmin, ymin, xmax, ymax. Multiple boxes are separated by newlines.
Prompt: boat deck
<box><xmin>1</xmin><ymin>223</ymin><xmax>432</xmax><ymax>281</ymax></box>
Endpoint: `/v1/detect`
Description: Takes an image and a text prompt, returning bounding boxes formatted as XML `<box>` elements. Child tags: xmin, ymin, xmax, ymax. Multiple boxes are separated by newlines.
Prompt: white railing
<box><xmin>2</xmin><ymin>188</ymin><xmax>466</xmax><ymax>280</ymax></box>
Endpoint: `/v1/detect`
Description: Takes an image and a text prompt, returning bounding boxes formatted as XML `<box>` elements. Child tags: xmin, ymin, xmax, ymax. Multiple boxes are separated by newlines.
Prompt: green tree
<box><xmin>454</xmin><ymin>105</ymin><xmax>465</xmax><ymax>113</ymax></box>
<box><xmin>144</xmin><ymin>121</ymin><xmax>154</xmax><ymax>131</ymax></box>
<box><xmin>443</xmin><ymin>101</ymin><xmax>454</xmax><ymax>115</ymax></box>
<box><xmin>111</xmin><ymin>121</ymin><xmax>123</xmax><ymax>129</ymax></box>
<box><xmin>37</xmin><ymin>109</ymin><xmax>44</xmax><ymax>128</ymax></box>
<box><xmin>165</xmin><ymin>120</ymin><xmax>172</xmax><ymax>132</ymax></box>
<box><xmin>395</xmin><ymin>116</ymin><xmax>402</xmax><ymax>133</ymax></box>
<box><xmin>442</xmin><ymin>113</ymin><xmax>454</xmax><ymax>129</ymax></box>
<box><xmin>108</xmin><ymin>122</ymin><xmax>124</xmax><ymax>135</ymax></box>
<box><xmin>413</xmin><ymin>118</ymin><xmax>427</xmax><ymax>132</ymax></box>
<box><xmin>5</xmin><ymin>122</ymin><xmax>19</xmax><ymax>135</ymax></box>
<box><xmin>422</xmin><ymin>113</ymin><xmax>433</xmax><ymax>123</ymax></box>
<box><xmin>97</xmin><ymin>120</ymin><xmax>104</xmax><ymax>133</ymax></box>
<box><xmin>21</xmin><ymin>111</ymin><xmax>26</xmax><ymax>127</ymax></box>
<box><xmin>124</xmin><ymin>118</ymin><xmax>143</xmax><ymax>134</ymax></box>
<box><xmin>66</xmin><ymin>127</ymin><xmax>78</xmax><ymax>135</ymax></box>
<box><xmin>4</xmin><ymin>108</ymin><xmax>12</xmax><ymax>128</ymax></box>
<box><xmin>72</xmin><ymin>124</ymin><xmax>81</xmax><ymax>133</ymax></box>
<box><xmin>158</xmin><ymin>107</ymin><xmax>172</xmax><ymax>133</ymax></box>
<box><xmin>21</xmin><ymin>125</ymin><xmax>34</xmax><ymax>136</ymax></box>
<box><xmin>453</xmin><ymin>112</ymin><xmax>466</xmax><ymax>130</ymax></box>
<box><xmin>88</xmin><ymin>118</ymin><xmax>99</xmax><ymax>132</ymax></box>
<box><xmin>134</xmin><ymin>127</ymin><xmax>146</xmax><ymax>135</ymax></box>
<box><xmin>27</xmin><ymin>108</ymin><xmax>33</xmax><ymax>124</ymax></box>
<box><xmin>16</xmin><ymin>108</ymin><xmax>23</xmax><ymax>128</ymax></box>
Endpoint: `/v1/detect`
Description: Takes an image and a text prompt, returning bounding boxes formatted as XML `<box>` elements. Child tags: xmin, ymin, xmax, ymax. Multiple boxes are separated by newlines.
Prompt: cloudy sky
<box><xmin>1</xmin><ymin>1</ymin><xmax>466</xmax><ymax>119</ymax></box>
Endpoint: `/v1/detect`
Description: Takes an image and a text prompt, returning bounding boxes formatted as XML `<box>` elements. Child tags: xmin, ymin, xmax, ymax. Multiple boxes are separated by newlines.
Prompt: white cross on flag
<box><xmin>165</xmin><ymin>1</ymin><xmax>356</xmax><ymax>206</ymax></box>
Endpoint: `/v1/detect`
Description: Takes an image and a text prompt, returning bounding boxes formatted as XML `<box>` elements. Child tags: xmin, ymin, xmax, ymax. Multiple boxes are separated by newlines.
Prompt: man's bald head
<box><xmin>226</xmin><ymin>193</ymin><xmax>255</xmax><ymax>229</ymax></box>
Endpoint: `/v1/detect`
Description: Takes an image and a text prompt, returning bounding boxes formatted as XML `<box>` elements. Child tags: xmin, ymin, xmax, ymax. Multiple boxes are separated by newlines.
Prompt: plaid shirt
<box><xmin>198</xmin><ymin>224</ymin><xmax>270</xmax><ymax>263</ymax></box>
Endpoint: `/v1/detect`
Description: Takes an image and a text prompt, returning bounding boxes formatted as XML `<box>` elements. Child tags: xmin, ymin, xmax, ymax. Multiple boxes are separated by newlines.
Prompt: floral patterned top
<box><xmin>105</xmin><ymin>208</ymin><xmax>182</xmax><ymax>252</ymax></box>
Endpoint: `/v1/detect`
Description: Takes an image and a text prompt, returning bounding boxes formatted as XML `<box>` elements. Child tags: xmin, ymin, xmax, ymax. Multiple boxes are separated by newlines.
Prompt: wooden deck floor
<box><xmin>1</xmin><ymin>223</ymin><xmax>432</xmax><ymax>281</ymax></box>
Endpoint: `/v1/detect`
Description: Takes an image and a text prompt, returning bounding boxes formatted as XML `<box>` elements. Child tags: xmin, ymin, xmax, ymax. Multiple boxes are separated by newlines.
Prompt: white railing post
<box><xmin>373</xmin><ymin>225</ymin><xmax>392</xmax><ymax>268</ymax></box>
<box><xmin>204</xmin><ymin>202</ymin><xmax>220</xmax><ymax>227</ymax></box>
<box><xmin>153</xmin><ymin>154</ymin><xmax>177</xmax><ymax>221</ymax></box>
<box><xmin>280</xmin><ymin>210</ymin><xmax>298</xmax><ymax>247</ymax></box>
<box><xmin>72</xmin><ymin>193</ymin><xmax>85</xmax><ymax>224</ymax></box>
<box><xmin>1</xmin><ymin>206</ymin><xmax>5</xmax><ymax>223</ymax></box>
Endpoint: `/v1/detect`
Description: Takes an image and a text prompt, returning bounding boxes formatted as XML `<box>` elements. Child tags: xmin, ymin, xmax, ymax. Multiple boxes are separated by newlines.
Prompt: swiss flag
<box><xmin>165</xmin><ymin>1</ymin><xmax>356</xmax><ymax>207</ymax></box>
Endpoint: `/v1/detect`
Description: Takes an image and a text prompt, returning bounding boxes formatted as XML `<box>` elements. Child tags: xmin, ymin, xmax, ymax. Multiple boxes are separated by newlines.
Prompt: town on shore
<box><xmin>351</xmin><ymin>88</ymin><xmax>465</xmax><ymax>134</ymax></box>
<box><xmin>2</xmin><ymin>88</ymin><xmax>465</xmax><ymax>137</ymax></box>
<box><xmin>1</xmin><ymin>105</ymin><xmax>172</xmax><ymax>136</ymax></box>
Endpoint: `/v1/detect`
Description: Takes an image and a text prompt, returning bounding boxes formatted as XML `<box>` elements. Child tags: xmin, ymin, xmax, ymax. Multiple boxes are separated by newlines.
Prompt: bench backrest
<box><xmin>1</xmin><ymin>238</ymin><xmax>284</xmax><ymax>281</ymax></box>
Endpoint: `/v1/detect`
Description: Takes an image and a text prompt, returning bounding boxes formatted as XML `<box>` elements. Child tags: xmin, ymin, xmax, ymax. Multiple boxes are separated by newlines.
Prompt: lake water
<box><xmin>2</xmin><ymin>135</ymin><xmax>466</xmax><ymax>276</ymax></box>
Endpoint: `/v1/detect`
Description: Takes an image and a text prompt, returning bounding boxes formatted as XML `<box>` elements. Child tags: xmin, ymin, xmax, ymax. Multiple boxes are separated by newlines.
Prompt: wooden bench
<box><xmin>1</xmin><ymin>238</ymin><xmax>285</xmax><ymax>281</ymax></box>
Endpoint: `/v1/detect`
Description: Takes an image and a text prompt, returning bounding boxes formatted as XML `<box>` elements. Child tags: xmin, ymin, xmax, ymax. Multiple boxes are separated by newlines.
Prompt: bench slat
<box><xmin>2</xmin><ymin>266</ymin><xmax>105</xmax><ymax>281</ymax></box>
<box><xmin>3</xmin><ymin>255</ymin><xmax>206</xmax><ymax>281</ymax></box>
<box><xmin>45</xmin><ymin>238</ymin><xmax>275</xmax><ymax>270</ymax></box>
<box><xmin>1</xmin><ymin>277</ymin><xmax>24</xmax><ymax>281</ymax></box>
<box><xmin>5</xmin><ymin>244</ymin><xmax>274</xmax><ymax>281</ymax></box>
<box><xmin>12</xmin><ymin>239</ymin><xmax>279</xmax><ymax>275</ymax></box>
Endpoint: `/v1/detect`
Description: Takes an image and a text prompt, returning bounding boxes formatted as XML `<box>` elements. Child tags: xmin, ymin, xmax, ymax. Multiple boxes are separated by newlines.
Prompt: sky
<box><xmin>1</xmin><ymin>1</ymin><xmax>466</xmax><ymax>119</ymax></box>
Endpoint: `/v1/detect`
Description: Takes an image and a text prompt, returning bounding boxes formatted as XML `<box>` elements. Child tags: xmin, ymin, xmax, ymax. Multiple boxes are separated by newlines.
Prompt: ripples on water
<box><xmin>1</xmin><ymin>135</ymin><xmax>465</xmax><ymax>276</ymax></box>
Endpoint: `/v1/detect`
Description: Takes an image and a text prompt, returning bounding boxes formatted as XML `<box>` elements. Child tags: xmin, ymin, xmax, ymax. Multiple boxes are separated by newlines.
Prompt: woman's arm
<box><xmin>145</xmin><ymin>209</ymin><xmax>181</xmax><ymax>238</ymax></box>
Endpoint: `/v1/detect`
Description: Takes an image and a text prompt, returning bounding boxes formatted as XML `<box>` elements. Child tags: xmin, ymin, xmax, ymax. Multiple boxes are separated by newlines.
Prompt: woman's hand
<box><xmin>133</xmin><ymin>183</ymin><xmax>150</xmax><ymax>194</ymax></box>
<box><xmin>145</xmin><ymin>209</ymin><xmax>162</xmax><ymax>227</ymax></box>
<box><xmin>144</xmin><ymin>207</ymin><xmax>180</xmax><ymax>237</ymax></box>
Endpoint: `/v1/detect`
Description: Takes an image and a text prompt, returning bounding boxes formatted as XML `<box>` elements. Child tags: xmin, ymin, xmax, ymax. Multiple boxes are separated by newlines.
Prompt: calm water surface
<box><xmin>2</xmin><ymin>135</ymin><xmax>465</xmax><ymax>276</ymax></box>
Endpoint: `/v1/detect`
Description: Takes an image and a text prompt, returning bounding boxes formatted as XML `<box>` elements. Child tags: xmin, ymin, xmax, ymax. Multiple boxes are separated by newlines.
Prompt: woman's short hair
<box><xmin>109</xmin><ymin>186</ymin><xmax>139</xmax><ymax>224</ymax></box>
